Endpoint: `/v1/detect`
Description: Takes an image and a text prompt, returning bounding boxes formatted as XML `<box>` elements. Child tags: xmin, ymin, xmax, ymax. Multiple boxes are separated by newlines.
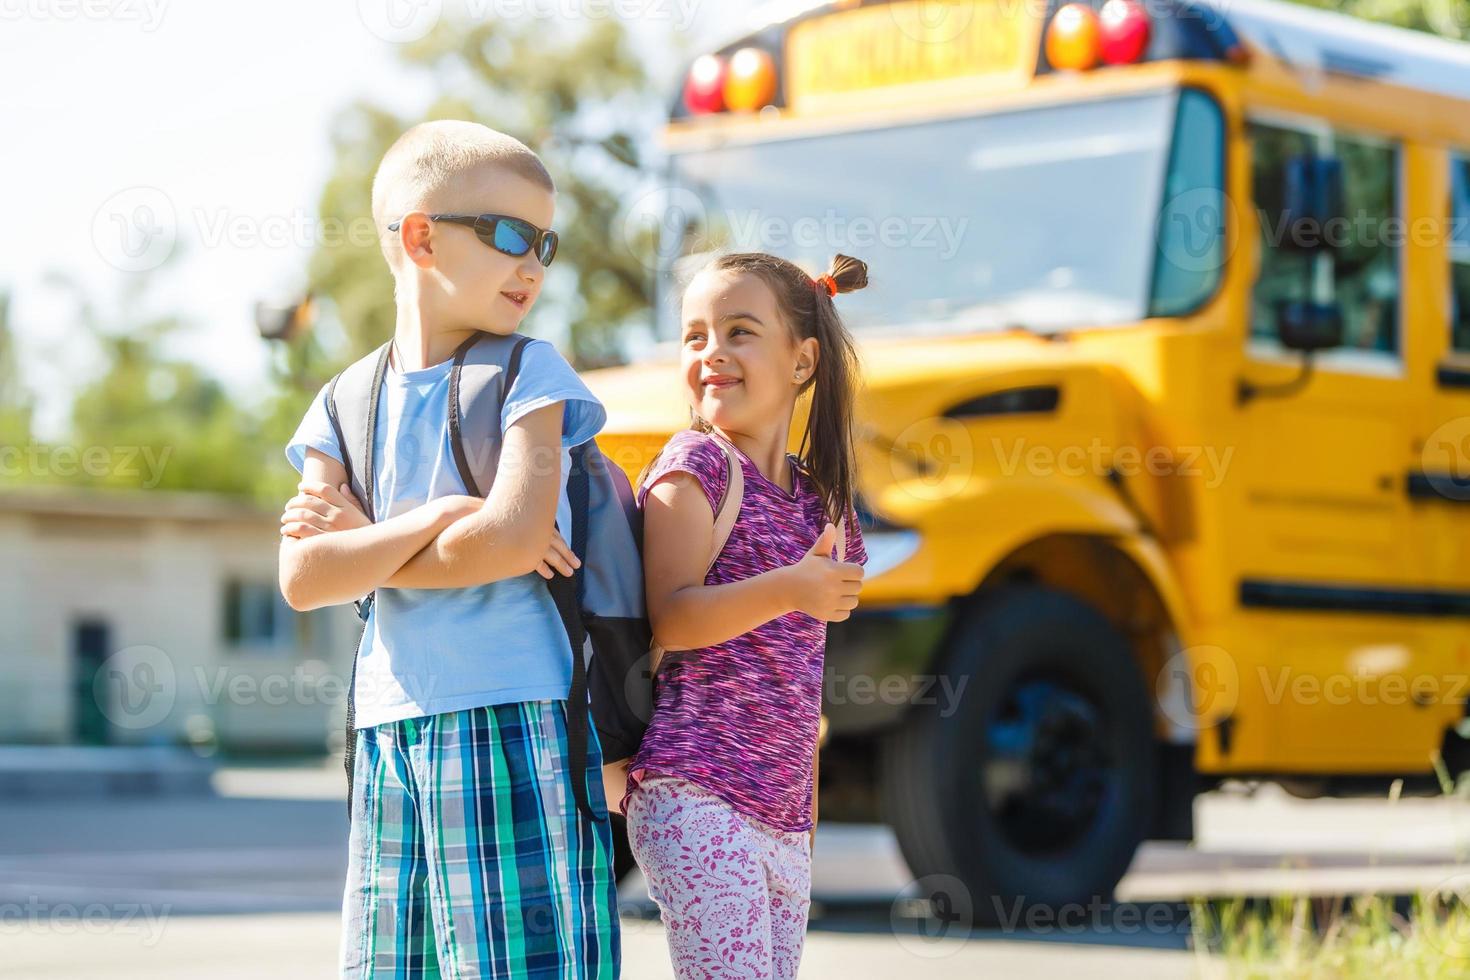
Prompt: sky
<box><xmin>0</xmin><ymin>0</ymin><xmax>756</xmax><ymax>439</ymax></box>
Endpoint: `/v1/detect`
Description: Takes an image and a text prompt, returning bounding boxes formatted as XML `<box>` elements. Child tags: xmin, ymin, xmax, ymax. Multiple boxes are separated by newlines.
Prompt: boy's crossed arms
<box><xmin>278</xmin><ymin>401</ymin><xmax>580</xmax><ymax>611</ymax></box>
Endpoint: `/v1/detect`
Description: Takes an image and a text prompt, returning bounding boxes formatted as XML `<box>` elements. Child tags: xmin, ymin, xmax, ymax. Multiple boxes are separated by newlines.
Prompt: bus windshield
<box><xmin>656</xmin><ymin>88</ymin><xmax>1224</xmax><ymax>339</ymax></box>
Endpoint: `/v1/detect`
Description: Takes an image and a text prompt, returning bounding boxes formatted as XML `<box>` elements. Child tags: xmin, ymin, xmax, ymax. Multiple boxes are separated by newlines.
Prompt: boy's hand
<box><xmin>280</xmin><ymin>481</ymin><xmax>370</xmax><ymax>538</ymax></box>
<box><xmin>534</xmin><ymin>530</ymin><xmax>581</xmax><ymax>580</ymax></box>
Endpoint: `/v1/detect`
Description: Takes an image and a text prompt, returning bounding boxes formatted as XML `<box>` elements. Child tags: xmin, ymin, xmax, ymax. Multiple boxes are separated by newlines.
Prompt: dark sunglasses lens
<box><xmin>491</xmin><ymin>219</ymin><xmax>535</xmax><ymax>257</ymax></box>
<box><xmin>538</xmin><ymin>231</ymin><xmax>558</xmax><ymax>267</ymax></box>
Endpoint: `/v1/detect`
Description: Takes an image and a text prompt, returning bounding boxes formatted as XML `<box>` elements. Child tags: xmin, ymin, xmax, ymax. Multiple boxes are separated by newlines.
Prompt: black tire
<box><xmin>881</xmin><ymin>585</ymin><xmax>1157</xmax><ymax>926</ymax></box>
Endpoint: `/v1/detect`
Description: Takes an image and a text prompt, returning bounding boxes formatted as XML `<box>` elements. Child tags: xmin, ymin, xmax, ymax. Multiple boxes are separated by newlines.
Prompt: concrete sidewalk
<box><xmin>0</xmin><ymin>911</ymin><xmax>1198</xmax><ymax>979</ymax></box>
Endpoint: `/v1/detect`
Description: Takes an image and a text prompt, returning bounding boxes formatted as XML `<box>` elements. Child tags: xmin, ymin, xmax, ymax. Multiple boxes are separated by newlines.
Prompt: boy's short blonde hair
<box><xmin>372</xmin><ymin>120</ymin><xmax>554</xmax><ymax>271</ymax></box>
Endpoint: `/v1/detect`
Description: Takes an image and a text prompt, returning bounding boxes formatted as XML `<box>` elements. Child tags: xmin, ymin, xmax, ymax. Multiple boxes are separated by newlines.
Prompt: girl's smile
<box><xmin>700</xmin><ymin>372</ymin><xmax>742</xmax><ymax>390</ymax></box>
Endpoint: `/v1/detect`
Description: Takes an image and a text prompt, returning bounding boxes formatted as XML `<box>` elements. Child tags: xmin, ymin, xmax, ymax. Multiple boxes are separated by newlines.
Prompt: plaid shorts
<box><xmin>340</xmin><ymin>700</ymin><xmax>621</xmax><ymax>979</ymax></box>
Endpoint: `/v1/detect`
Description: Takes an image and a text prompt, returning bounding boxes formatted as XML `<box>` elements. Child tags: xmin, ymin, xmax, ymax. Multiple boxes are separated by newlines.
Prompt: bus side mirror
<box><xmin>1280</xmin><ymin>155</ymin><xmax>1344</xmax><ymax>252</ymax></box>
<box><xmin>1275</xmin><ymin>299</ymin><xmax>1343</xmax><ymax>351</ymax></box>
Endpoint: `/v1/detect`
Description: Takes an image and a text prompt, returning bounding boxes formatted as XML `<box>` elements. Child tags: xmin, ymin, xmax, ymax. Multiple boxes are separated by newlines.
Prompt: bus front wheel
<box><xmin>881</xmin><ymin>585</ymin><xmax>1158</xmax><ymax>927</ymax></box>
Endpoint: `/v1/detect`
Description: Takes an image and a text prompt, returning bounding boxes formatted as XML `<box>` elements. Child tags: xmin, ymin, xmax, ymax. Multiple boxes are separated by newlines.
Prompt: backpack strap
<box><xmin>553</xmin><ymin>445</ymin><xmax>599</xmax><ymax>822</ymax></box>
<box><xmin>645</xmin><ymin>432</ymin><xmax>744</xmax><ymax>679</ymax></box>
<box><xmin>327</xmin><ymin>338</ymin><xmax>390</xmax><ymax>824</ymax></box>
<box><xmin>448</xmin><ymin>333</ymin><xmax>531</xmax><ymax>497</ymax></box>
<box><xmin>704</xmin><ymin>435</ymin><xmax>744</xmax><ymax>575</ymax></box>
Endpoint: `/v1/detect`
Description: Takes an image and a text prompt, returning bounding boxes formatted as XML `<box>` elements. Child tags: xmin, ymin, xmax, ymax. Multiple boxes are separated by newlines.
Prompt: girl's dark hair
<box><xmin>691</xmin><ymin>252</ymin><xmax>867</xmax><ymax>526</ymax></box>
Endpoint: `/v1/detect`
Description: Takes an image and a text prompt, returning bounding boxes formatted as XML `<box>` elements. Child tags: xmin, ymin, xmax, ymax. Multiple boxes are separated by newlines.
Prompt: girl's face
<box><xmin>680</xmin><ymin>268</ymin><xmax>817</xmax><ymax>434</ymax></box>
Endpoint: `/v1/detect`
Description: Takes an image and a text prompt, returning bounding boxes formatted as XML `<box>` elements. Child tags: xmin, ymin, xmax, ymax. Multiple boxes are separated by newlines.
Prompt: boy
<box><xmin>278</xmin><ymin>120</ymin><xmax>621</xmax><ymax>978</ymax></box>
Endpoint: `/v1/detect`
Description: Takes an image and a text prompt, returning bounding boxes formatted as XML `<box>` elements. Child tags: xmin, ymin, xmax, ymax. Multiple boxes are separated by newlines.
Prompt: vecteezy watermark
<box><xmin>356</xmin><ymin>0</ymin><xmax>700</xmax><ymax>44</ymax></box>
<box><xmin>0</xmin><ymin>898</ymin><xmax>171</xmax><ymax>946</ymax></box>
<box><xmin>879</xmin><ymin>418</ymin><xmax>1237</xmax><ymax>503</ymax></box>
<box><xmin>883</xmin><ymin>416</ymin><xmax>976</xmax><ymax>502</ymax></box>
<box><xmin>990</xmin><ymin>894</ymin><xmax>1191</xmax><ymax>937</ymax></box>
<box><xmin>1155</xmin><ymin>186</ymin><xmax>1239</xmax><ymax>275</ymax></box>
<box><xmin>92</xmin><ymin>186</ymin><xmax>177</xmax><ymax>273</ymax></box>
<box><xmin>890</xmin><ymin>874</ymin><xmax>974</xmax><ymax>959</ymax></box>
<box><xmin>193</xmin><ymin>209</ymin><xmax>381</xmax><ymax>251</ymax></box>
<box><xmin>721</xmin><ymin>210</ymin><xmax>969</xmax><ymax>262</ymax></box>
<box><xmin>193</xmin><ymin>666</ymin><xmax>346</xmax><ymax>709</ymax></box>
<box><xmin>1155</xmin><ymin>645</ymin><xmax>1239</xmax><ymax>734</ymax></box>
<box><xmin>1154</xmin><ymin>643</ymin><xmax>1470</xmax><ymax>733</ymax></box>
<box><xmin>617</xmin><ymin>183</ymin><xmax>971</xmax><ymax>274</ymax></box>
<box><xmin>1422</xmin><ymin>416</ymin><xmax>1470</xmax><ymax>502</ymax></box>
<box><xmin>992</xmin><ymin>437</ymin><xmax>1235</xmax><ymax>488</ymax></box>
<box><xmin>95</xmin><ymin>645</ymin><xmax>177</xmax><ymax>731</ymax></box>
<box><xmin>1257</xmin><ymin>666</ymin><xmax>1470</xmax><ymax>709</ymax></box>
<box><xmin>0</xmin><ymin>443</ymin><xmax>172</xmax><ymax>488</ymax></box>
<box><xmin>93</xmin><ymin>188</ymin><xmax>393</xmax><ymax>273</ymax></box>
<box><xmin>823</xmin><ymin>672</ymin><xmax>970</xmax><ymax>718</ymax></box>
<box><xmin>0</xmin><ymin>0</ymin><xmax>168</xmax><ymax>30</ymax></box>
<box><xmin>1425</xmin><ymin>871</ymin><xmax>1470</xmax><ymax>960</ymax></box>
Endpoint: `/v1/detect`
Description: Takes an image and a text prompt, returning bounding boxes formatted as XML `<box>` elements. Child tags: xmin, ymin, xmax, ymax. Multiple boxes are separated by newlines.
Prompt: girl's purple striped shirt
<box><xmin>622</xmin><ymin>428</ymin><xmax>867</xmax><ymax>833</ymax></box>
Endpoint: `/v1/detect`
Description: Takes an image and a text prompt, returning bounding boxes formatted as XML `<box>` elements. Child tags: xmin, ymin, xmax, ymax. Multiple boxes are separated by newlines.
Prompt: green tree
<box><xmin>45</xmin><ymin>269</ymin><xmax>275</xmax><ymax>497</ymax></box>
<box><xmin>0</xmin><ymin>291</ymin><xmax>35</xmax><ymax>471</ymax></box>
<box><xmin>1291</xmin><ymin>0</ymin><xmax>1470</xmax><ymax>39</ymax></box>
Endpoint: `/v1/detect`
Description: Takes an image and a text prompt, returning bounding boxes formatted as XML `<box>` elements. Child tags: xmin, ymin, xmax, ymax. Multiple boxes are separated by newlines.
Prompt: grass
<box><xmin>1189</xmin><ymin>892</ymin><xmax>1470</xmax><ymax>978</ymax></box>
<box><xmin>1189</xmin><ymin>761</ymin><xmax>1470</xmax><ymax>978</ymax></box>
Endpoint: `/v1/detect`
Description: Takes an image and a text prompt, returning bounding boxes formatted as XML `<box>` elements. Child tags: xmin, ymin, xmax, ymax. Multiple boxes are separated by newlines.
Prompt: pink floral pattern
<box><xmin>625</xmin><ymin>774</ymin><xmax>811</xmax><ymax>978</ymax></box>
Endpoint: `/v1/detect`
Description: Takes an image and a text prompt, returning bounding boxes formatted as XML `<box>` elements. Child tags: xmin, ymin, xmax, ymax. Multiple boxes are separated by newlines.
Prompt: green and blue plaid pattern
<box><xmin>340</xmin><ymin>700</ymin><xmax>621</xmax><ymax>979</ymax></box>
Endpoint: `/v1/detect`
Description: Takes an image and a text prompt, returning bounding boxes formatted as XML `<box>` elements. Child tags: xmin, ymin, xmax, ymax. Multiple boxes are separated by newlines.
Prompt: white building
<box><xmin>0</xmin><ymin>489</ymin><xmax>360</xmax><ymax>753</ymax></box>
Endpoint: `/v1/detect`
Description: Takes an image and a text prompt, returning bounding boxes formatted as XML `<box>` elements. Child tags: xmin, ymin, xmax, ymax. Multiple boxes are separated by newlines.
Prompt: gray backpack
<box><xmin>325</xmin><ymin>331</ymin><xmax>653</xmax><ymax>823</ymax></box>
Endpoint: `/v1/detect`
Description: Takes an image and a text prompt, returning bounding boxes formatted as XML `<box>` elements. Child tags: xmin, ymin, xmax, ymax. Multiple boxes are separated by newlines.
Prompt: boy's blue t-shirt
<box><xmin>284</xmin><ymin>337</ymin><xmax>607</xmax><ymax>729</ymax></box>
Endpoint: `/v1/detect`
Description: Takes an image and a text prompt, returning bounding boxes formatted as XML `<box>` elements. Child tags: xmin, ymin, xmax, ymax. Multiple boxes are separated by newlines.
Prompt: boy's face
<box><xmin>402</xmin><ymin>164</ymin><xmax>555</xmax><ymax>335</ymax></box>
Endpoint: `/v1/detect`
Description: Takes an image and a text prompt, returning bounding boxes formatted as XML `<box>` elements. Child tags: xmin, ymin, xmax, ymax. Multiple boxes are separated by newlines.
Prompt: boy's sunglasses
<box><xmin>387</xmin><ymin>213</ymin><xmax>559</xmax><ymax>267</ymax></box>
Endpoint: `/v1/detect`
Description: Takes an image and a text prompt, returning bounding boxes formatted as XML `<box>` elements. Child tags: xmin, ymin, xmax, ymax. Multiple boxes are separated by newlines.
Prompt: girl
<box><xmin>621</xmin><ymin>252</ymin><xmax>870</xmax><ymax>978</ymax></box>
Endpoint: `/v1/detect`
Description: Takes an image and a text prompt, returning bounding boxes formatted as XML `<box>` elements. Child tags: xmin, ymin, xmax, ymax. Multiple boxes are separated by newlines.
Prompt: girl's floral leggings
<box><xmin>624</xmin><ymin>773</ymin><xmax>812</xmax><ymax>979</ymax></box>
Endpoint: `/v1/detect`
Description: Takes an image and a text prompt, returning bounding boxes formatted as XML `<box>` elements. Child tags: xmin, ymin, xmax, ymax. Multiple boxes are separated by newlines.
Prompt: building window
<box><xmin>1452</xmin><ymin>153</ymin><xmax>1470</xmax><ymax>352</ymax></box>
<box><xmin>224</xmin><ymin>580</ymin><xmax>305</xmax><ymax>649</ymax></box>
<box><xmin>1249</xmin><ymin>117</ymin><xmax>1400</xmax><ymax>356</ymax></box>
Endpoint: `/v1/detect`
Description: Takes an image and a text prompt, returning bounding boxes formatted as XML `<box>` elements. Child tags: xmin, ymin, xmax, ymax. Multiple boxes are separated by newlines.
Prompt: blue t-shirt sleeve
<box><xmin>500</xmin><ymin>338</ymin><xmax>607</xmax><ymax>449</ymax></box>
<box><xmin>283</xmin><ymin>382</ymin><xmax>344</xmax><ymax>474</ymax></box>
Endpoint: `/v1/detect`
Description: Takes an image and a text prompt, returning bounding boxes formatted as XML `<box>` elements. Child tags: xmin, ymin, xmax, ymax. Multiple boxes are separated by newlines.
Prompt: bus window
<box><xmin>1249</xmin><ymin>119</ymin><xmax>1401</xmax><ymax>356</ymax></box>
<box><xmin>1149</xmin><ymin>88</ymin><xmax>1226</xmax><ymax>318</ymax></box>
<box><xmin>1452</xmin><ymin>154</ymin><xmax>1470</xmax><ymax>352</ymax></box>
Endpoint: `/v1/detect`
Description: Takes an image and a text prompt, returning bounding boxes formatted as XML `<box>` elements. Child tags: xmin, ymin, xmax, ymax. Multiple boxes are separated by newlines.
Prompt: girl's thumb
<box><xmin>806</xmin><ymin>523</ymin><xmax>838</xmax><ymax>559</ymax></box>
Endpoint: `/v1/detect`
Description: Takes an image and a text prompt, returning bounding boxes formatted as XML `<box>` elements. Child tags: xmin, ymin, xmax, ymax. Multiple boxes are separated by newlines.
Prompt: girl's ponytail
<box><xmin>705</xmin><ymin>251</ymin><xmax>867</xmax><ymax>527</ymax></box>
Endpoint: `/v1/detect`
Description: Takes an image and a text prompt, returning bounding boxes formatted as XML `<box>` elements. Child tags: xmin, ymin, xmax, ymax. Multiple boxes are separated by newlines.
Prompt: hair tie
<box><xmin>813</xmin><ymin>274</ymin><xmax>838</xmax><ymax>298</ymax></box>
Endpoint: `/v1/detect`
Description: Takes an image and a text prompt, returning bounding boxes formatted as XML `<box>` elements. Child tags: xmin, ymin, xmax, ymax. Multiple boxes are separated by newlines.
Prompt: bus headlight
<box><xmin>861</xmin><ymin>529</ymin><xmax>922</xmax><ymax>578</ymax></box>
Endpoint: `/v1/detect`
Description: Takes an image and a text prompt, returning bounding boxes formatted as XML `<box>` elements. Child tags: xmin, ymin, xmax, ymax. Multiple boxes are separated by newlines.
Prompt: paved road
<box><xmin>2</xmin><ymin>763</ymin><xmax>1468</xmax><ymax>977</ymax></box>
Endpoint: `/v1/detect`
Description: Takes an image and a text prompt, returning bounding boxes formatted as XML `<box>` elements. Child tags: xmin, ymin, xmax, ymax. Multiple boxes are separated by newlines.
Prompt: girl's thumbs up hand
<box><xmin>786</xmin><ymin>523</ymin><xmax>864</xmax><ymax>622</ymax></box>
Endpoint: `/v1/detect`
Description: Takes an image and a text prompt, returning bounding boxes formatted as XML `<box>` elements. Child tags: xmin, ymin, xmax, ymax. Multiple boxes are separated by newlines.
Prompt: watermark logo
<box><xmin>91</xmin><ymin>186</ymin><xmax>176</xmax><ymax>273</ymax></box>
<box><xmin>1156</xmin><ymin>645</ymin><xmax>1238</xmax><ymax>733</ymax></box>
<box><xmin>0</xmin><ymin>0</ymin><xmax>169</xmax><ymax>31</ymax></box>
<box><xmin>1425</xmin><ymin>872</ymin><xmax>1470</xmax><ymax>961</ymax></box>
<box><xmin>357</xmin><ymin>0</ymin><xmax>441</xmax><ymax>43</ymax></box>
<box><xmin>1423</xmin><ymin>416</ymin><xmax>1470</xmax><ymax>502</ymax></box>
<box><xmin>891</xmin><ymin>874</ymin><xmax>973</xmax><ymax>958</ymax></box>
<box><xmin>1155</xmin><ymin>187</ymin><xmax>1236</xmax><ymax>275</ymax></box>
<box><xmin>94</xmin><ymin>644</ymin><xmax>176</xmax><ymax>730</ymax></box>
<box><xmin>887</xmin><ymin>416</ymin><xmax>975</xmax><ymax>501</ymax></box>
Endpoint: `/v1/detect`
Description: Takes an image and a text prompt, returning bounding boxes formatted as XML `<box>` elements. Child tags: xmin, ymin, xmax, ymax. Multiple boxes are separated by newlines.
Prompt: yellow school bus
<box><xmin>583</xmin><ymin>0</ymin><xmax>1470</xmax><ymax>920</ymax></box>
